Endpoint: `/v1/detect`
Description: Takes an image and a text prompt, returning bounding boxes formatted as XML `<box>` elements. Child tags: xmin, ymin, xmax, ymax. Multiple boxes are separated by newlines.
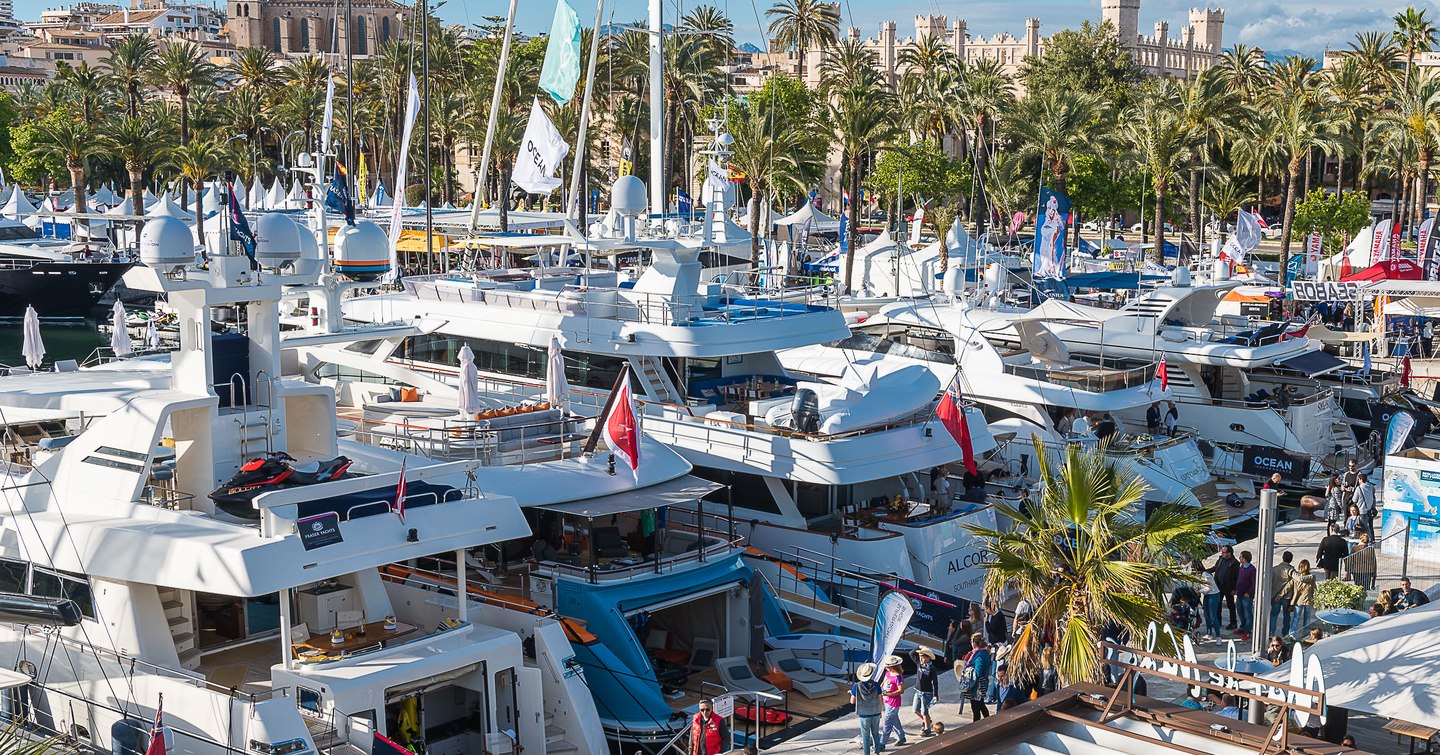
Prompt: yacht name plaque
<box><xmin>297</xmin><ymin>512</ymin><xmax>344</xmax><ymax>550</ymax></box>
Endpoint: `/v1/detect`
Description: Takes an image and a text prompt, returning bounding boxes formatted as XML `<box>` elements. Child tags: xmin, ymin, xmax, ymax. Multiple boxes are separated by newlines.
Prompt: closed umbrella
<box><xmin>110</xmin><ymin>300</ymin><xmax>133</xmax><ymax>357</ymax></box>
<box><xmin>457</xmin><ymin>344</ymin><xmax>481</xmax><ymax>415</ymax></box>
<box><xmin>545</xmin><ymin>335</ymin><xmax>568</xmax><ymax>408</ymax></box>
<box><xmin>21</xmin><ymin>305</ymin><xmax>43</xmax><ymax>369</ymax></box>
<box><xmin>146</xmin><ymin>320</ymin><xmax>160</xmax><ymax>351</ymax></box>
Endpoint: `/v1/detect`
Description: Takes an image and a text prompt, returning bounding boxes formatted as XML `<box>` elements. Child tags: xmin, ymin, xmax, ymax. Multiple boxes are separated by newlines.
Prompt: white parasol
<box><xmin>146</xmin><ymin>319</ymin><xmax>160</xmax><ymax>350</ymax></box>
<box><xmin>21</xmin><ymin>305</ymin><xmax>44</xmax><ymax>369</ymax></box>
<box><xmin>109</xmin><ymin>299</ymin><xmax>133</xmax><ymax>357</ymax></box>
<box><xmin>457</xmin><ymin>344</ymin><xmax>482</xmax><ymax>415</ymax></box>
<box><xmin>545</xmin><ymin>334</ymin><xmax>569</xmax><ymax>408</ymax></box>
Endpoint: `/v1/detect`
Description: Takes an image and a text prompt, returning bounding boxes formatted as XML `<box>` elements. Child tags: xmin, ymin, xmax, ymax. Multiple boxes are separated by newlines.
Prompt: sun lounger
<box><xmin>764</xmin><ymin>649</ymin><xmax>839</xmax><ymax>699</ymax></box>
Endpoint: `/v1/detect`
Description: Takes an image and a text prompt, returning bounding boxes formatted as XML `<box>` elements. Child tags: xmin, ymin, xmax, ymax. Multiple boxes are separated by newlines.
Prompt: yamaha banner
<box><xmin>1240</xmin><ymin>445</ymin><xmax>1311</xmax><ymax>481</ymax></box>
<box><xmin>1032</xmin><ymin>187</ymin><xmax>1071</xmax><ymax>280</ymax></box>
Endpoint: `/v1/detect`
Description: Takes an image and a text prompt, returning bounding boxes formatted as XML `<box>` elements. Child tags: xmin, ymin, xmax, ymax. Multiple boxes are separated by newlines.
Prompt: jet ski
<box><xmin>210</xmin><ymin>452</ymin><xmax>353</xmax><ymax>519</ymax></box>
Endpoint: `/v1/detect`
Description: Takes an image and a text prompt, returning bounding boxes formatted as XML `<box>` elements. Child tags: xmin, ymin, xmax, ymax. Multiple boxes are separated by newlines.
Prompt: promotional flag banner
<box><xmin>676</xmin><ymin>187</ymin><xmax>692</xmax><ymax>216</ymax></box>
<box><xmin>870</xmin><ymin>591</ymin><xmax>917</xmax><ymax>668</ymax></box>
<box><xmin>1306</xmin><ymin>232</ymin><xmax>1323</xmax><ymax>276</ymax></box>
<box><xmin>1032</xmin><ymin>187</ymin><xmax>1070</xmax><ymax>279</ymax></box>
<box><xmin>319</xmin><ymin>74</ymin><xmax>335</xmax><ymax>152</ymax></box>
<box><xmin>1220</xmin><ymin>210</ymin><xmax>1260</xmax><ymax>268</ymax></box>
<box><xmin>512</xmin><ymin>99</ymin><xmax>569</xmax><ymax>195</ymax></box>
<box><xmin>1368</xmin><ymin>218</ymin><xmax>1391</xmax><ymax>268</ymax></box>
<box><xmin>356</xmin><ymin>151</ymin><xmax>369</xmax><ymax>205</ymax></box>
<box><xmin>1389</xmin><ymin>218</ymin><xmax>1403</xmax><ymax>275</ymax></box>
<box><xmin>385</xmin><ymin>74</ymin><xmax>421</xmax><ymax>283</ymax></box>
<box><xmin>1387</xmin><ymin>410</ymin><xmax>1417</xmax><ymax>454</ymax></box>
<box><xmin>1422</xmin><ymin>218</ymin><xmax>1440</xmax><ymax>280</ymax></box>
<box><xmin>538</xmin><ymin>0</ymin><xmax>582</xmax><ymax>105</ymax></box>
<box><xmin>618</xmin><ymin>138</ymin><xmax>634</xmax><ymax>177</ymax></box>
<box><xmin>704</xmin><ymin>159</ymin><xmax>727</xmax><ymax>204</ymax></box>
<box><xmin>227</xmin><ymin>182</ymin><xmax>257</xmax><ymax>267</ymax></box>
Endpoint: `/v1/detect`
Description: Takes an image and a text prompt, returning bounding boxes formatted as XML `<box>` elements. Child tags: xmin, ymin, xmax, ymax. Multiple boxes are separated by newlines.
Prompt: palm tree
<box><xmin>103</xmin><ymin>32</ymin><xmax>157</xmax><ymax>118</ymax></box>
<box><xmin>1215</xmin><ymin>44</ymin><xmax>1271</xmax><ymax>100</ymax></box>
<box><xmin>166</xmin><ymin>135</ymin><xmax>229</xmax><ymax>255</ymax></box>
<box><xmin>828</xmin><ymin>82</ymin><xmax>898</xmax><ymax>292</ymax></box>
<box><xmin>1009</xmin><ymin>90</ymin><xmax>1105</xmax><ymax>196</ymax></box>
<box><xmin>765</xmin><ymin>0</ymin><xmax>839</xmax><ymax>82</ymax></box>
<box><xmin>1375</xmin><ymin>69</ymin><xmax>1440</xmax><ymax>232</ymax></box>
<box><xmin>1201</xmin><ymin>175</ymin><xmax>1255</xmax><ymax>245</ymax></box>
<box><xmin>726</xmin><ymin>96</ymin><xmax>825</xmax><ymax>266</ymax></box>
<box><xmin>31</xmin><ymin>120</ymin><xmax>101</xmax><ymax>215</ymax></box>
<box><xmin>898</xmin><ymin>37</ymin><xmax>959</xmax><ymax>142</ymax></box>
<box><xmin>231</xmin><ymin>46</ymin><xmax>278</xmax><ymax>93</ymax></box>
<box><xmin>1348</xmin><ymin>30</ymin><xmax>1399</xmax><ymax>82</ymax></box>
<box><xmin>681</xmin><ymin>4</ymin><xmax>735</xmax><ymax>58</ymax></box>
<box><xmin>955</xmin><ymin>58</ymin><xmax>1015</xmax><ymax>235</ymax></box>
<box><xmin>984</xmin><ymin>151</ymin><xmax>1035</xmax><ymax>242</ymax></box>
<box><xmin>1270</xmin><ymin>96</ymin><xmax>1344</xmax><ymax>256</ymax></box>
<box><xmin>147</xmin><ymin>40</ymin><xmax>217</xmax><ymax>148</ymax></box>
<box><xmin>1175</xmin><ymin>68</ymin><xmax>1238</xmax><ymax>245</ymax></box>
<box><xmin>104</xmin><ymin>111</ymin><xmax>172</xmax><ymax>215</ymax></box>
<box><xmin>56</xmin><ymin>61</ymin><xmax>110</xmax><ymax>129</ymax></box>
<box><xmin>964</xmin><ymin>439</ymin><xmax>1219</xmax><ymax>685</ymax></box>
<box><xmin>1325</xmin><ymin>57</ymin><xmax>1381</xmax><ymax>191</ymax></box>
<box><xmin>1123</xmin><ymin>86</ymin><xmax>1196</xmax><ymax>259</ymax></box>
<box><xmin>1394</xmin><ymin>7</ymin><xmax>1437</xmax><ymax>87</ymax></box>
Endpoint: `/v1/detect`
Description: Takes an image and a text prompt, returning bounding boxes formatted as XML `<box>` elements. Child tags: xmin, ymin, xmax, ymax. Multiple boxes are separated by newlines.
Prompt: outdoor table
<box><xmin>1383</xmin><ymin>719</ymin><xmax>1440</xmax><ymax>754</ymax></box>
<box><xmin>1212</xmin><ymin>657</ymin><xmax>1275</xmax><ymax>675</ymax></box>
<box><xmin>1316</xmin><ymin>608</ymin><xmax>1370</xmax><ymax>627</ymax></box>
<box><xmin>296</xmin><ymin>620</ymin><xmax>418</xmax><ymax>657</ymax></box>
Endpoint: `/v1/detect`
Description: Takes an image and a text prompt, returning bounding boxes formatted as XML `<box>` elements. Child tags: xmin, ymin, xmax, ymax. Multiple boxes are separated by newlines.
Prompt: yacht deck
<box><xmin>196</xmin><ymin>636</ymin><xmax>281</xmax><ymax>696</ymax></box>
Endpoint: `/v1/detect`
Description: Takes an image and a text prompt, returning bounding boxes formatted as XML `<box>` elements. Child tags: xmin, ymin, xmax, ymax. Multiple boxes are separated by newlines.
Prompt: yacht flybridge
<box><xmin>0</xmin><ymin>215</ymin><xmax>605</xmax><ymax>755</ymax></box>
<box><xmin>991</xmin><ymin>283</ymin><xmax>1360</xmax><ymax>483</ymax></box>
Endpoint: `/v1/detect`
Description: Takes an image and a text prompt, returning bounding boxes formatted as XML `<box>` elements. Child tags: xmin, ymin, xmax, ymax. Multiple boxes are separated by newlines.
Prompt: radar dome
<box><xmin>139</xmin><ymin>215</ymin><xmax>195</xmax><ymax>272</ymax></box>
<box><xmin>332</xmin><ymin>220</ymin><xmax>390</xmax><ymax>281</ymax></box>
<box><xmin>611</xmin><ymin>175</ymin><xmax>647</xmax><ymax>217</ymax></box>
<box><xmin>254</xmin><ymin>213</ymin><xmax>302</xmax><ymax>267</ymax></box>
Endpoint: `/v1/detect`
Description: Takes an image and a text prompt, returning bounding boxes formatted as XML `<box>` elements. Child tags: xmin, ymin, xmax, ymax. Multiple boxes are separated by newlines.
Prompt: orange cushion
<box><xmin>399</xmin><ymin>387</ymin><xmax>419</xmax><ymax>402</ymax></box>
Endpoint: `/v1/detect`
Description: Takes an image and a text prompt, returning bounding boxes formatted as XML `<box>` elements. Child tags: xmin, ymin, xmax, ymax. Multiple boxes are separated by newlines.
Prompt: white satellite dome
<box><xmin>139</xmin><ymin>215</ymin><xmax>195</xmax><ymax>272</ymax></box>
<box><xmin>253</xmin><ymin>213</ymin><xmax>303</xmax><ymax>268</ymax></box>
<box><xmin>332</xmin><ymin>220</ymin><xmax>390</xmax><ymax>281</ymax></box>
<box><xmin>611</xmin><ymin>175</ymin><xmax>647</xmax><ymax>217</ymax></box>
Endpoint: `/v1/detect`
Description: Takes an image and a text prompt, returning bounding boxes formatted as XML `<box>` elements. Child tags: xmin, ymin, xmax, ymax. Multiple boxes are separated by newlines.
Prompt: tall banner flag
<box><xmin>538</xmin><ymin>0</ymin><xmax>582</xmax><ymax>105</ymax></box>
<box><xmin>935</xmin><ymin>377</ymin><xmax>978</xmax><ymax>475</ymax></box>
<box><xmin>870</xmin><ymin>591</ymin><xmax>917</xmax><ymax>668</ymax></box>
<box><xmin>1306</xmin><ymin>232</ymin><xmax>1322</xmax><ymax>276</ymax></box>
<box><xmin>1284</xmin><ymin>253</ymin><xmax>1305</xmax><ymax>286</ymax></box>
<box><xmin>1423</xmin><ymin>217</ymin><xmax>1440</xmax><ymax>280</ymax></box>
<box><xmin>385</xmin><ymin>74</ymin><xmax>421</xmax><ymax>284</ymax></box>
<box><xmin>1220</xmin><ymin>210</ymin><xmax>1260</xmax><ymax>268</ymax></box>
<box><xmin>356</xmin><ymin>151</ymin><xmax>369</xmax><ymax>205</ymax></box>
<box><xmin>676</xmin><ymin>187</ymin><xmax>692</xmax><ymax>216</ymax></box>
<box><xmin>1032</xmin><ymin>187</ymin><xmax>1070</xmax><ymax>279</ymax></box>
<box><xmin>319</xmin><ymin>74</ymin><xmax>336</xmax><ymax>153</ymax></box>
<box><xmin>1389</xmin><ymin>217</ymin><xmax>1404</xmax><ymax>276</ymax></box>
<box><xmin>1368</xmin><ymin>218</ymin><xmax>1391</xmax><ymax>268</ymax></box>
<box><xmin>703</xmin><ymin>158</ymin><xmax>728</xmax><ymax>205</ymax></box>
<box><xmin>227</xmin><ymin>182</ymin><xmax>257</xmax><ymax>268</ymax></box>
<box><xmin>1387</xmin><ymin>410</ymin><xmax>1417</xmax><ymax>454</ymax></box>
<box><xmin>512</xmin><ymin>99</ymin><xmax>570</xmax><ymax>195</ymax></box>
<box><xmin>618</xmin><ymin>138</ymin><xmax>634</xmax><ymax>177</ymax></box>
<box><xmin>601</xmin><ymin>365</ymin><xmax>640</xmax><ymax>475</ymax></box>
<box><xmin>324</xmin><ymin>161</ymin><xmax>355</xmax><ymax>224</ymax></box>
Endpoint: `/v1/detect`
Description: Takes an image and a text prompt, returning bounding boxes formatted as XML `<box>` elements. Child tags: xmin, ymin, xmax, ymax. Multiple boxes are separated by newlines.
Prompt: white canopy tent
<box><xmin>772</xmin><ymin>203</ymin><xmax>839</xmax><ymax>242</ymax></box>
<box><xmin>0</xmin><ymin>186</ymin><xmax>35</xmax><ymax>219</ymax></box>
<box><xmin>248</xmin><ymin>178</ymin><xmax>266</xmax><ymax>210</ymax></box>
<box><xmin>142</xmin><ymin>188</ymin><xmax>161</xmax><ymax>209</ymax></box>
<box><xmin>266</xmin><ymin>179</ymin><xmax>287</xmax><ymax>210</ymax></box>
<box><xmin>1265</xmin><ymin>600</ymin><xmax>1440</xmax><ymax>727</ymax></box>
<box><xmin>285</xmin><ymin>180</ymin><xmax>306</xmax><ymax>209</ymax></box>
<box><xmin>149</xmin><ymin>192</ymin><xmax>195</xmax><ymax>222</ymax></box>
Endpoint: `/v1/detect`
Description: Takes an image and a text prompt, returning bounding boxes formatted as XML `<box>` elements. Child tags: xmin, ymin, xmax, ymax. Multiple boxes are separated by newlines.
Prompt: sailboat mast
<box><xmin>468</xmin><ymin>0</ymin><xmax>519</xmax><ymax>232</ymax></box>
<box><xmin>344</xmin><ymin>0</ymin><xmax>356</xmax><ymax>202</ymax></box>
<box><xmin>422</xmin><ymin>0</ymin><xmax>432</xmax><ymax>261</ymax></box>
<box><xmin>648</xmin><ymin>0</ymin><xmax>663</xmax><ymax>216</ymax></box>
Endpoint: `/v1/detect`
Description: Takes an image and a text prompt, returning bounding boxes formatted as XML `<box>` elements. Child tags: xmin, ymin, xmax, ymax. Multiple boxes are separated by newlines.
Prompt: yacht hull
<box><xmin>0</xmin><ymin>260</ymin><xmax>134</xmax><ymax>317</ymax></box>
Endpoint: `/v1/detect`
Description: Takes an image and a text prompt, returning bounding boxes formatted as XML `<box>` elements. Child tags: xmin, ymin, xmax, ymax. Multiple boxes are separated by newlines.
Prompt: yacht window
<box><xmin>691</xmin><ymin>467</ymin><xmax>782</xmax><ymax>515</ymax></box>
<box><xmin>685</xmin><ymin>358</ymin><xmax>722</xmax><ymax>389</ymax></box>
<box><xmin>298</xmin><ymin>686</ymin><xmax>323</xmax><ymax>714</ymax></box>
<box><xmin>0</xmin><ymin>558</ymin><xmax>27</xmax><ymax>592</ymax></box>
<box><xmin>794</xmin><ymin>481</ymin><xmax>833</xmax><ymax>520</ymax></box>
<box><xmin>398</xmin><ymin>334</ymin><xmax>628</xmax><ymax>390</ymax></box>
<box><xmin>316</xmin><ymin>363</ymin><xmax>397</xmax><ymax>384</ymax></box>
<box><xmin>343</xmin><ymin>339</ymin><xmax>387</xmax><ymax>355</ymax></box>
<box><xmin>32</xmin><ymin>568</ymin><xmax>93</xmax><ymax>619</ymax></box>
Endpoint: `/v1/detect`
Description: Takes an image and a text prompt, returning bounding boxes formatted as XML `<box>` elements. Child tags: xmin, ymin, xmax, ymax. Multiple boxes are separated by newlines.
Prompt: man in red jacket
<box><xmin>690</xmin><ymin>699</ymin><xmax>727</xmax><ymax>755</ymax></box>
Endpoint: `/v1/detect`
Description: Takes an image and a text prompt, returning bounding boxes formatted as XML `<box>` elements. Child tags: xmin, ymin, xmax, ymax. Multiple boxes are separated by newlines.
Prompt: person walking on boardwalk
<box><xmin>957</xmin><ymin>633</ymin><xmax>993</xmax><ymax>722</ymax></box>
<box><xmin>851</xmin><ymin>664</ymin><xmax>884</xmax><ymax>755</ymax></box>
<box><xmin>879</xmin><ymin>655</ymin><xmax>907</xmax><ymax>747</ymax></box>
<box><xmin>909</xmin><ymin>647</ymin><xmax>939</xmax><ymax>736</ymax></box>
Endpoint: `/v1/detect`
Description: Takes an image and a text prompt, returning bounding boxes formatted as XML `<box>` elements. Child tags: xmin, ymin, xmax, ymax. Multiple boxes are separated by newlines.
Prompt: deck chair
<box><xmin>688</xmin><ymin>637</ymin><xmax>720</xmax><ymax>671</ymax></box>
<box><xmin>288</xmin><ymin>622</ymin><xmax>311</xmax><ymax>657</ymax></box>
<box><xmin>592</xmin><ymin>526</ymin><xmax>630</xmax><ymax>558</ymax></box>
<box><xmin>716</xmin><ymin>656</ymin><xmax>782</xmax><ymax>697</ymax></box>
<box><xmin>764</xmin><ymin>649</ymin><xmax>838</xmax><ymax>699</ymax></box>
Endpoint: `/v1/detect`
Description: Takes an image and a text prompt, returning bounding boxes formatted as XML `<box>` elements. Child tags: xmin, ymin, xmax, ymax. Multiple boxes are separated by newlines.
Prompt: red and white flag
<box><xmin>146</xmin><ymin>695</ymin><xmax>167</xmax><ymax>755</ymax></box>
<box><xmin>935</xmin><ymin>378</ymin><xmax>978</xmax><ymax>476</ymax></box>
<box><xmin>1157</xmin><ymin>356</ymin><xmax>1169</xmax><ymax>391</ymax></box>
<box><xmin>1403</xmin><ymin>355</ymin><xmax>1413</xmax><ymax>388</ymax></box>
<box><xmin>392</xmin><ymin>456</ymin><xmax>408</xmax><ymax>525</ymax></box>
<box><xmin>603</xmin><ymin>367</ymin><xmax>640</xmax><ymax>474</ymax></box>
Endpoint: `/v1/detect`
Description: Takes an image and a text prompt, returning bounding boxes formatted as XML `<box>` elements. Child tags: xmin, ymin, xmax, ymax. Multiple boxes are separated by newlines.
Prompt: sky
<box><xmin>9</xmin><ymin>0</ymin><xmax>1433</xmax><ymax>57</ymax></box>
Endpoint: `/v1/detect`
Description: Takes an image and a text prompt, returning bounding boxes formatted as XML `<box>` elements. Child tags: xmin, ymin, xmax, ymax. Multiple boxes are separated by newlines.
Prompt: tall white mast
<box><xmin>564</xmin><ymin>0</ymin><xmax>607</xmax><ymax>219</ymax></box>
<box><xmin>648</xmin><ymin>0</ymin><xmax>664</xmax><ymax>216</ymax></box>
<box><xmin>468</xmin><ymin>0</ymin><xmax>520</xmax><ymax>232</ymax></box>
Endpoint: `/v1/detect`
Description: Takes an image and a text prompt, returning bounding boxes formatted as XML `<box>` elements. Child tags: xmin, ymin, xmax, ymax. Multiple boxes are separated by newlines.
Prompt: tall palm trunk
<box><xmin>498</xmin><ymin>161</ymin><xmax>513</xmax><ymax>232</ymax></box>
<box><xmin>1152</xmin><ymin>182</ymin><xmax>1165</xmax><ymax>264</ymax></box>
<box><xmin>748</xmin><ymin>190</ymin><xmax>762</xmax><ymax>268</ymax></box>
<box><xmin>128</xmin><ymin>164</ymin><xmax>145</xmax><ymax>219</ymax></box>
<box><xmin>843</xmin><ymin>154</ymin><xmax>861</xmax><ymax>294</ymax></box>
<box><xmin>1417</xmin><ymin>151</ymin><xmax>1432</xmax><ymax>233</ymax></box>
<box><xmin>1281</xmin><ymin>158</ymin><xmax>1302</xmax><ymax>257</ymax></box>
<box><xmin>192</xmin><ymin>178</ymin><xmax>205</xmax><ymax>256</ymax></box>
<box><xmin>178</xmin><ymin>91</ymin><xmax>191</xmax><ymax>210</ymax></box>
<box><xmin>68</xmin><ymin>161</ymin><xmax>87</xmax><ymax>216</ymax></box>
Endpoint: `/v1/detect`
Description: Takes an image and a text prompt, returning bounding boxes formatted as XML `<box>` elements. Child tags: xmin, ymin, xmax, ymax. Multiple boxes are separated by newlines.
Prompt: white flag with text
<box><xmin>512</xmin><ymin>99</ymin><xmax>570</xmax><ymax>195</ymax></box>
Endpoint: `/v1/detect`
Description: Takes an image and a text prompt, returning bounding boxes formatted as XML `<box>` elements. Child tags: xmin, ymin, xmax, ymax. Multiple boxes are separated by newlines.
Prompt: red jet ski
<box><xmin>210</xmin><ymin>452</ymin><xmax>352</xmax><ymax>519</ymax></box>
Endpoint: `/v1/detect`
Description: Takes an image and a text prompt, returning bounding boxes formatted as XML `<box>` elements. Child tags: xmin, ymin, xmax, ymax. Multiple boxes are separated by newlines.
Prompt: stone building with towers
<box><xmin>728</xmin><ymin>0</ymin><xmax>1225</xmax><ymax>93</ymax></box>
<box><xmin>222</xmin><ymin>0</ymin><xmax>405</xmax><ymax>58</ymax></box>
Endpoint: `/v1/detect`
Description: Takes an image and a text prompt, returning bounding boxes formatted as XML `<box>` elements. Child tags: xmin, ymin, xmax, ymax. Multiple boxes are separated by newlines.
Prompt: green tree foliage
<box><xmin>1291</xmin><ymin>188</ymin><xmax>1372</xmax><ymax>253</ymax></box>
<box><xmin>1018</xmin><ymin>21</ymin><xmax>1142</xmax><ymax>108</ymax></box>
<box><xmin>866</xmin><ymin>140</ymin><xmax>971</xmax><ymax>220</ymax></box>
<box><xmin>7</xmin><ymin>108</ymin><xmax>66</xmax><ymax>186</ymax></box>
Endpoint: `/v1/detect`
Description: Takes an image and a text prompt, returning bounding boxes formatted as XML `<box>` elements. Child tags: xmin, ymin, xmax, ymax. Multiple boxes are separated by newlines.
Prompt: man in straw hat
<box><xmin>879</xmin><ymin>654</ymin><xmax>907</xmax><ymax>747</ymax></box>
<box><xmin>908</xmin><ymin>647</ymin><xmax>939</xmax><ymax>736</ymax></box>
<box><xmin>850</xmin><ymin>663</ymin><xmax>884</xmax><ymax>755</ymax></box>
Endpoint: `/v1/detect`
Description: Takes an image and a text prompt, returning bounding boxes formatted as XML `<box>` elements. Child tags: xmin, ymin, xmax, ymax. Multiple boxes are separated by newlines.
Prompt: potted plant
<box><xmin>1314</xmin><ymin>579</ymin><xmax>1367</xmax><ymax>611</ymax></box>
